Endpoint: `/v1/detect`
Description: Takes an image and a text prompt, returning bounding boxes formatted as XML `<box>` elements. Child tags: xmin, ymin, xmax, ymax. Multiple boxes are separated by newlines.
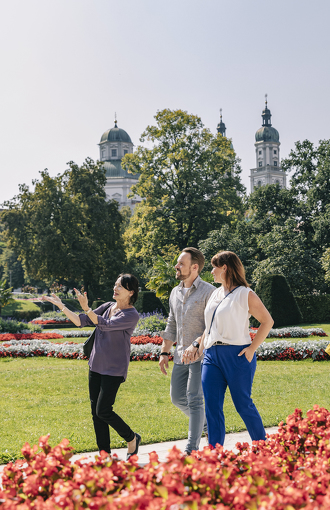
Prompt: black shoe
<box><xmin>126</xmin><ymin>433</ymin><xmax>141</xmax><ymax>461</ymax></box>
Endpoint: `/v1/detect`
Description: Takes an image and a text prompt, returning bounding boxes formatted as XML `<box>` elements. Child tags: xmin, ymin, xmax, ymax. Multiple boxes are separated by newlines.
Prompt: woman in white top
<box><xmin>182</xmin><ymin>251</ymin><xmax>273</xmax><ymax>448</ymax></box>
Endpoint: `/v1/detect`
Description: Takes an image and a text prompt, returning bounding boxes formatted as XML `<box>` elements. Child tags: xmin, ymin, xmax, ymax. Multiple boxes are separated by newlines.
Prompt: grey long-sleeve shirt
<box><xmin>160</xmin><ymin>276</ymin><xmax>214</xmax><ymax>365</ymax></box>
<box><xmin>79</xmin><ymin>302</ymin><xmax>139</xmax><ymax>379</ymax></box>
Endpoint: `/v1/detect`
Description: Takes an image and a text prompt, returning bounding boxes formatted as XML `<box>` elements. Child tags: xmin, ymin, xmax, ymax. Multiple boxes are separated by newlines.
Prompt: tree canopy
<box><xmin>2</xmin><ymin>159</ymin><xmax>125</xmax><ymax>300</ymax></box>
<box><xmin>123</xmin><ymin>109</ymin><xmax>245</xmax><ymax>264</ymax></box>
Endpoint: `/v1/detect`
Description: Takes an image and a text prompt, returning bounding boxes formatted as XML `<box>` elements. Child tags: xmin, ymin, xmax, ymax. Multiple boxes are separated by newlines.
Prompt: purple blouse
<box><xmin>79</xmin><ymin>302</ymin><xmax>139</xmax><ymax>380</ymax></box>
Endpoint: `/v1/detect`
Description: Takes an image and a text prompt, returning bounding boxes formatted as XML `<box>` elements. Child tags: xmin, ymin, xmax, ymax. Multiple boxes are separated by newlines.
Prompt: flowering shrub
<box><xmin>132</xmin><ymin>311</ymin><xmax>168</xmax><ymax>336</ymax></box>
<box><xmin>1</xmin><ymin>406</ymin><xmax>330</xmax><ymax>509</ymax></box>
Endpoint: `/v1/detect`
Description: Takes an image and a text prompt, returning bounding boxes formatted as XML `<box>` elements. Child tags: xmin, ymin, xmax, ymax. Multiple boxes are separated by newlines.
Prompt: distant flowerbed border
<box><xmin>1</xmin><ymin>406</ymin><xmax>330</xmax><ymax>509</ymax></box>
<box><xmin>0</xmin><ymin>333</ymin><xmax>64</xmax><ymax>341</ymax></box>
<box><xmin>0</xmin><ymin>338</ymin><xmax>329</xmax><ymax>361</ymax></box>
<box><xmin>31</xmin><ymin>319</ymin><xmax>71</xmax><ymax>325</ymax></box>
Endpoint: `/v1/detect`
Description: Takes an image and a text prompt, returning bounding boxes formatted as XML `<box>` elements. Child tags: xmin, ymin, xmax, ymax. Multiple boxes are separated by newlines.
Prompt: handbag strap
<box><xmin>208</xmin><ymin>286</ymin><xmax>240</xmax><ymax>335</ymax></box>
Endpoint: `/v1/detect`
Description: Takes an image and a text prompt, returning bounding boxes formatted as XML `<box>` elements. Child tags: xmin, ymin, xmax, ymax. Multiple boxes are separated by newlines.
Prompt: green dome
<box><xmin>100</xmin><ymin>126</ymin><xmax>132</xmax><ymax>144</ymax></box>
<box><xmin>255</xmin><ymin>126</ymin><xmax>279</xmax><ymax>143</ymax></box>
<box><xmin>102</xmin><ymin>160</ymin><xmax>137</xmax><ymax>179</ymax></box>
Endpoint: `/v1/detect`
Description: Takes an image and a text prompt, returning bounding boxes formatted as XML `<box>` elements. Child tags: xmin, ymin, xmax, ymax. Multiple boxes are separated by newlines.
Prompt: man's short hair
<box><xmin>182</xmin><ymin>247</ymin><xmax>205</xmax><ymax>274</ymax></box>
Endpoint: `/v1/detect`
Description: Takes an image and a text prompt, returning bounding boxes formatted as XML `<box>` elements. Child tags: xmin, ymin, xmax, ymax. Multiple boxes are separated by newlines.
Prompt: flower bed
<box><xmin>266</xmin><ymin>326</ymin><xmax>327</xmax><ymax>338</ymax></box>
<box><xmin>257</xmin><ymin>339</ymin><xmax>330</xmax><ymax>361</ymax></box>
<box><xmin>31</xmin><ymin>319</ymin><xmax>71</xmax><ymax>325</ymax></box>
<box><xmin>1</xmin><ymin>406</ymin><xmax>330</xmax><ymax>509</ymax></box>
<box><xmin>0</xmin><ymin>333</ymin><xmax>64</xmax><ymax>341</ymax></box>
<box><xmin>131</xmin><ymin>335</ymin><xmax>163</xmax><ymax>345</ymax></box>
<box><xmin>0</xmin><ymin>338</ymin><xmax>329</xmax><ymax>361</ymax></box>
<box><xmin>250</xmin><ymin>326</ymin><xmax>327</xmax><ymax>340</ymax></box>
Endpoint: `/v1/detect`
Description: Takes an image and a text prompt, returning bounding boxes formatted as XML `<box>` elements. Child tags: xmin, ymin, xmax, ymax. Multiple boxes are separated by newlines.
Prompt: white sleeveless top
<box><xmin>203</xmin><ymin>286</ymin><xmax>253</xmax><ymax>349</ymax></box>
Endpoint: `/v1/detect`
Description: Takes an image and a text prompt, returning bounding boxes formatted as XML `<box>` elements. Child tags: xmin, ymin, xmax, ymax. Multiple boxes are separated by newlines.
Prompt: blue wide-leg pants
<box><xmin>201</xmin><ymin>344</ymin><xmax>266</xmax><ymax>447</ymax></box>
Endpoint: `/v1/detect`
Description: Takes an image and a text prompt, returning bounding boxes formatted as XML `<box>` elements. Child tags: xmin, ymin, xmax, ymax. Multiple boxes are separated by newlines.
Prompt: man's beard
<box><xmin>176</xmin><ymin>268</ymin><xmax>192</xmax><ymax>281</ymax></box>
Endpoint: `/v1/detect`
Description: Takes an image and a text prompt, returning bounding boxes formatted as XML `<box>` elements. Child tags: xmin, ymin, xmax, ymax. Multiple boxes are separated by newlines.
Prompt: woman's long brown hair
<box><xmin>211</xmin><ymin>251</ymin><xmax>249</xmax><ymax>288</ymax></box>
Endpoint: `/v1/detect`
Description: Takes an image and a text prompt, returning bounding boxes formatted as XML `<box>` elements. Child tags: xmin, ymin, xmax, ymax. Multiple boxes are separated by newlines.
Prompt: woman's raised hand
<box><xmin>41</xmin><ymin>293</ymin><xmax>63</xmax><ymax>309</ymax></box>
<box><xmin>74</xmin><ymin>288</ymin><xmax>89</xmax><ymax>311</ymax></box>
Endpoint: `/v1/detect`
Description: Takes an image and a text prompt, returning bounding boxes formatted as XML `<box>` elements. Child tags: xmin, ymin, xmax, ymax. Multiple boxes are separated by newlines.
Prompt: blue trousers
<box><xmin>201</xmin><ymin>344</ymin><xmax>266</xmax><ymax>447</ymax></box>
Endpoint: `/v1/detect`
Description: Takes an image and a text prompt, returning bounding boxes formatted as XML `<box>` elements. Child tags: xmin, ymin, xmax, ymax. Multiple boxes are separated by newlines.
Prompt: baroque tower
<box><xmin>99</xmin><ymin>117</ymin><xmax>140</xmax><ymax>210</ymax></box>
<box><xmin>250</xmin><ymin>96</ymin><xmax>287</xmax><ymax>192</ymax></box>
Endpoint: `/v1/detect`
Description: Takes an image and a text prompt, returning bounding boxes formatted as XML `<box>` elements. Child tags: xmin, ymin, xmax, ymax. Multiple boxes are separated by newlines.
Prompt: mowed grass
<box><xmin>0</xmin><ymin>356</ymin><xmax>329</xmax><ymax>463</ymax></box>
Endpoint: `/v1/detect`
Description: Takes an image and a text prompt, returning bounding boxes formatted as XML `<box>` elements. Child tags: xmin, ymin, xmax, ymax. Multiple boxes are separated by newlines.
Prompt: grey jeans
<box><xmin>170</xmin><ymin>361</ymin><xmax>207</xmax><ymax>453</ymax></box>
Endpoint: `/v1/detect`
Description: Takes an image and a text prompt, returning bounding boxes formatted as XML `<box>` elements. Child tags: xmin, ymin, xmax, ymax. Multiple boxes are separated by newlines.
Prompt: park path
<box><xmin>0</xmin><ymin>426</ymin><xmax>279</xmax><ymax>483</ymax></box>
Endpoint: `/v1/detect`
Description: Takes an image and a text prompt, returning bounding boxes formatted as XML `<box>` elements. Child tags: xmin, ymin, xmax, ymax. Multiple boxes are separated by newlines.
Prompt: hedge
<box><xmin>134</xmin><ymin>291</ymin><xmax>168</xmax><ymax>316</ymax></box>
<box><xmin>295</xmin><ymin>294</ymin><xmax>330</xmax><ymax>323</ymax></box>
<box><xmin>253</xmin><ymin>274</ymin><xmax>303</xmax><ymax>328</ymax></box>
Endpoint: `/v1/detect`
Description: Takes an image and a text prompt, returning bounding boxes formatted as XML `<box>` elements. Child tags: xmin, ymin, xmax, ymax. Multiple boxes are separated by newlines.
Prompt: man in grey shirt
<box><xmin>159</xmin><ymin>247</ymin><xmax>214</xmax><ymax>455</ymax></box>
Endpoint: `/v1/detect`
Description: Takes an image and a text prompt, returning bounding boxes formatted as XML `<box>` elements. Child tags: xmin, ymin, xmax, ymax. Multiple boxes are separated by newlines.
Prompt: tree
<box><xmin>146</xmin><ymin>254</ymin><xmax>179</xmax><ymax>300</ymax></box>
<box><xmin>321</xmin><ymin>248</ymin><xmax>330</xmax><ymax>284</ymax></box>
<box><xmin>123</xmin><ymin>109</ymin><xmax>245</xmax><ymax>265</ymax></box>
<box><xmin>281</xmin><ymin>139</ymin><xmax>330</xmax><ymax>247</ymax></box>
<box><xmin>0</xmin><ymin>248</ymin><xmax>25</xmax><ymax>289</ymax></box>
<box><xmin>252</xmin><ymin>219</ymin><xmax>324</xmax><ymax>295</ymax></box>
<box><xmin>3</xmin><ymin>159</ymin><xmax>125</xmax><ymax>301</ymax></box>
<box><xmin>198</xmin><ymin>222</ymin><xmax>260</xmax><ymax>284</ymax></box>
<box><xmin>0</xmin><ymin>279</ymin><xmax>14</xmax><ymax>315</ymax></box>
<box><xmin>282</xmin><ymin>139</ymin><xmax>330</xmax><ymax>215</ymax></box>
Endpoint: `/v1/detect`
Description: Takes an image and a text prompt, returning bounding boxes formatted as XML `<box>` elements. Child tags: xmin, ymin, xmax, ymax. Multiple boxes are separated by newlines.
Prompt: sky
<box><xmin>0</xmin><ymin>0</ymin><xmax>329</xmax><ymax>204</ymax></box>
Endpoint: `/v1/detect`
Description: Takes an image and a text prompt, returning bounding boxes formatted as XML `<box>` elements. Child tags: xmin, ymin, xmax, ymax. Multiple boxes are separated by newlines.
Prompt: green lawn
<box><xmin>0</xmin><ymin>356</ymin><xmax>329</xmax><ymax>463</ymax></box>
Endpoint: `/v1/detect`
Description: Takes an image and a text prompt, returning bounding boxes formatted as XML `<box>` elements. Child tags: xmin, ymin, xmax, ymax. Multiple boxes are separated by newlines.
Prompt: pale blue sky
<box><xmin>0</xmin><ymin>0</ymin><xmax>329</xmax><ymax>204</ymax></box>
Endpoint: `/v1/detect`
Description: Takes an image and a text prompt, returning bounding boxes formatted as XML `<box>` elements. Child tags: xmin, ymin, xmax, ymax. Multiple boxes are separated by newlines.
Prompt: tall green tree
<box><xmin>252</xmin><ymin>219</ymin><xmax>324</xmax><ymax>294</ymax></box>
<box><xmin>281</xmin><ymin>139</ymin><xmax>330</xmax><ymax>247</ymax></box>
<box><xmin>0</xmin><ymin>280</ymin><xmax>14</xmax><ymax>315</ymax></box>
<box><xmin>123</xmin><ymin>109</ymin><xmax>245</xmax><ymax>265</ymax></box>
<box><xmin>3</xmin><ymin>159</ymin><xmax>125</xmax><ymax>300</ymax></box>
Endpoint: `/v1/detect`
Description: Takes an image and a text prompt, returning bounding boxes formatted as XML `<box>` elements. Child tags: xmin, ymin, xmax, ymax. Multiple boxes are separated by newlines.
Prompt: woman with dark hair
<box><xmin>182</xmin><ymin>251</ymin><xmax>273</xmax><ymax>448</ymax></box>
<box><xmin>42</xmin><ymin>274</ymin><xmax>141</xmax><ymax>459</ymax></box>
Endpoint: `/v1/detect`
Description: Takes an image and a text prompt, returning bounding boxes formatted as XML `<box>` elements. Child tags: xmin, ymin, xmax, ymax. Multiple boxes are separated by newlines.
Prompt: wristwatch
<box><xmin>192</xmin><ymin>340</ymin><xmax>200</xmax><ymax>349</ymax></box>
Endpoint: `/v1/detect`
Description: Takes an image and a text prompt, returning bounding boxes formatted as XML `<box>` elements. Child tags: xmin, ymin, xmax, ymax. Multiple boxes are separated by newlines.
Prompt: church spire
<box><xmin>114</xmin><ymin>112</ymin><xmax>118</xmax><ymax>127</ymax></box>
<box><xmin>262</xmin><ymin>94</ymin><xmax>272</xmax><ymax>127</ymax></box>
<box><xmin>217</xmin><ymin>108</ymin><xmax>226</xmax><ymax>136</ymax></box>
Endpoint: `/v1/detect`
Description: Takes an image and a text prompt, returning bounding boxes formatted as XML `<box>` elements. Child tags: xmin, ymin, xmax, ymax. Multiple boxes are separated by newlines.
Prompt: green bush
<box><xmin>134</xmin><ymin>291</ymin><xmax>168</xmax><ymax>316</ymax></box>
<box><xmin>133</xmin><ymin>311</ymin><xmax>168</xmax><ymax>335</ymax></box>
<box><xmin>0</xmin><ymin>317</ymin><xmax>42</xmax><ymax>333</ymax></box>
<box><xmin>253</xmin><ymin>274</ymin><xmax>303</xmax><ymax>328</ymax></box>
<box><xmin>295</xmin><ymin>295</ymin><xmax>330</xmax><ymax>323</ymax></box>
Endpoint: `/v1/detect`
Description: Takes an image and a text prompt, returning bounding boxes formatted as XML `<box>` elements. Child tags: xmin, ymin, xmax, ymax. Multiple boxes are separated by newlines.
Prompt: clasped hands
<box><xmin>182</xmin><ymin>339</ymin><xmax>202</xmax><ymax>364</ymax></box>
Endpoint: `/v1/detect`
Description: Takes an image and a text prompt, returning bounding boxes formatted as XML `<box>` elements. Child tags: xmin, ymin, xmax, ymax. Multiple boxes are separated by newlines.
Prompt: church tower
<box><xmin>250</xmin><ymin>96</ymin><xmax>287</xmax><ymax>192</ymax></box>
<box><xmin>217</xmin><ymin>109</ymin><xmax>226</xmax><ymax>136</ymax></box>
<box><xmin>98</xmin><ymin>117</ymin><xmax>140</xmax><ymax>210</ymax></box>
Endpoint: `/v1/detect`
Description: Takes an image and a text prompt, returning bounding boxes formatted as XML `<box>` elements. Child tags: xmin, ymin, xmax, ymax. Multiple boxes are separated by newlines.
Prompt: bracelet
<box><xmin>160</xmin><ymin>352</ymin><xmax>170</xmax><ymax>357</ymax></box>
<box><xmin>60</xmin><ymin>306</ymin><xmax>66</xmax><ymax>312</ymax></box>
<box><xmin>84</xmin><ymin>308</ymin><xmax>92</xmax><ymax>314</ymax></box>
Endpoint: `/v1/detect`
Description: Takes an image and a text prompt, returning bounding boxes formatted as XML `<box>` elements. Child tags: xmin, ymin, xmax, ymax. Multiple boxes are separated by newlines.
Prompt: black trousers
<box><xmin>89</xmin><ymin>370</ymin><xmax>135</xmax><ymax>453</ymax></box>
